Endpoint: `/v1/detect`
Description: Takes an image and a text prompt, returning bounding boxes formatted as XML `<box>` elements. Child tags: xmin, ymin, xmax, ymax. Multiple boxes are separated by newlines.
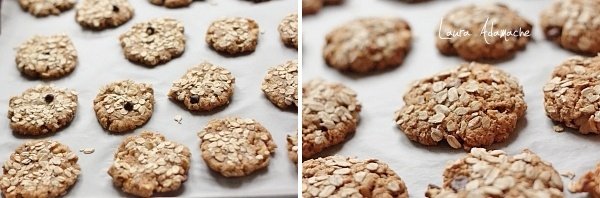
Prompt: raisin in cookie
<box><xmin>198</xmin><ymin>117</ymin><xmax>276</xmax><ymax>177</ymax></box>
<box><xmin>303</xmin><ymin>79</ymin><xmax>361</xmax><ymax>159</ymax></box>
<box><xmin>8</xmin><ymin>85</ymin><xmax>78</xmax><ymax>136</ymax></box>
<box><xmin>93</xmin><ymin>80</ymin><xmax>154</xmax><ymax>133</ymax></box>
<box><xmin>541</xmin><ymin>0</ymin><xmax>600</xmax><ymax>54</ymax></box>
<box><xmin>120</xmin><ymin>17</ymin><xmax>185</xmax><ymax>66</ymax></box>
<box><xmin>149</xmin><ymin>0</ymin><xmax>192</xmax><ymax>8</ymax></box>
<box><xmin>324</xmin><ymin>17</ymin><xmax>412</xmax><ymax>73</ymax></box>
<box><xmin>302</xmin><ymin>155</ymin><xmax>408</xmax><ymax>198</ymax></box>
<box><xmin>108</xmin><ymin>131</ymin><xmax>191</xmax><ymax>197</ymax></box>
<box><xmin>75</xmin><ymin>0</ymin><xmax>134</xmax><ymax>30</ymax></box>
<box><xmin>278</xmin><ymin>13</ymin><xmax>298</xmax><ymax>49</ymax></box>
<box><xmin>18</xmin><ymin>0</ymin><xmax>75</xmax><ymax>17</ymax></box>
<box><xmin>395</xmin><ymin>62</ymin><xmax>526</xmax><ymax>150</ymax></box>
<box><xmin>287</xmin><ymin>133</ymin><xmax>298</xmax><ymax>163</ymax></box>
<box><xmin>437</xmin><ymin>4</ymin><xmax>532</xmax><ymax>61</ymax></box>
<box><xmin>16</xmin><ymin>34</ymin><xmax>77</xmax><ymax>79</ymax></box>
<box><xmin>426</xmin><ymin>148</ymin><xmax>563</xmax><ymax>198</ymax></box>
<box><xmin>205</xmin><ymin>17</ymin><xmax>259</xmax><ymax>55</ymax></box>
<box><xmin>167</xmin><ymin>62</ymin><xmax>235</xmax><ymax>111</ymax></box>
<box><xmin>261</xmin><ymin>60</ymin><xmax>298</xmax><ymax>109</ymax></box>
<box><xmin>0</xmin><ymin>140</ymin><xmax>80</xmax><ymax>198</ymax></box>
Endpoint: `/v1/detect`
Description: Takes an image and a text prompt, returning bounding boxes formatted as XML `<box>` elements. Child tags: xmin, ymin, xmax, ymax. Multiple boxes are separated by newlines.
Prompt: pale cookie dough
<box><xmin>394</xmin><ymin>62</ymin><xmax>526</xmax><ymax>150</ymax></box>
<box><xmin>278</xmin><ymin>13</ymin><xmax>298</xmax><ymax>48</ymax></box>
<box><xmin>261</xmin><ymin>60</ymin><xmax>298</xmax><ymax>109</ymax></box>
<box><xmin>287</xmin><ymin>133</ymin><xmax>298</xmax><ymax>163</ymax></box>
<box><xmin>198</xmin><ymin>117</ymin><xmax>276</xmax><ymax>177</ymax></box>
<box><xmin>93</xmin><ymin>80</ymin><xmax>154</xmax><ymax>133</ymax></box>
<box><xmin>205</xmin><ymin>17</ymin><xmax>259</xmax><ymax>55</ymax></box>
<box><xmin>75</xmin><ymin>0</ymin><xmax>134</xmax><ymax>30</ymax></box>
<box><xmin>108</xmin><ymin>131</ymin><xmax>191</xmax><ymax>197</ymax></box>
<box><xmin>303</xmin><ymin>79</ymin><xmax>361</xmax><ymax>159</ymax></box>
<box><xmin>18</xmin><ymin>0</ymin><xmax>75</xmax><ymax>17</ymax></box>
<box><xmin>149</xmin><ymin>0</ymin><xmax>192</xmax><ymax>8</ymax></box>
<box><xmin>426</xmin><ymin>148</ymin><xmax>564</xmax><ymax>198</ymax></box>
<box><xmin>120</xmin><ymin>17</ymin><xmax>186</xmax><ymax>66</ymax></box>
<box><xmin>436</xmin><ymin>4</ymin><xmax>532</xmax><ymax>61</ymax></box>
<box><xmin>302</xmin><ymin>155</ymin><xmax>408</xmax><ymax>198</ymax></box>
<box><xmin>16</xmin><ymin>34</ymin><xmax>77</xmax><ymax>79</ymax></box>
<box><xmin>324</xmin><ymin>17</ymin><xmax>412</xmax><ymax>73</ymax></box>
<box><xmin>167</xmin><ymin>62</ymin><xmax>235</xmax><ymax>111</ymax></box>
<box><xmin>8</xmin><ymin>85</ymin><xmax>78</xmax><ymax>136</ymax></box>
<box><xmin>541</xmin><ymin>0</ymin><xmax>600</xmax><ymax>54</ymax></box>
<box><xmin>0</xmin><ymin>140</ymin><xmax>80</xmax><ymax>198</ymax></box>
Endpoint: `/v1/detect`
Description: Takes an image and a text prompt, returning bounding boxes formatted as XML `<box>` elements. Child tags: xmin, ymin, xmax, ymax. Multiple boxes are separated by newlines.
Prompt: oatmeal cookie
<box><xmin>541</xmin><ymin>0</ymin><xmax>600</xmax><ymax>54</ymax></box>
<box><xmin>16</xmin><ymin>34</ymin><xmax>77</xmax><ymax>79</ymax></box>
<box><xmin>120</xmin><ymin>17</ymin><xmax>186</xmax><ymax>66</ymax></box>
<box><xmin>278</xmin><ymin>13</ymin><xmax>298</xmax><ymax>49</ymax></box>
<box><xmin>302</xmin><ymin>155</ymin><xmax>408</xmax><ymax>198</ymax></box>
<box><xmin>324</xmin><ymin>17</ymin><xmax>412</xmax><ymax>73</ymax></box>
<box><xmin>93</xmin><ymin>80</ymin><xmax>154</xmax><ymax>133</ymax></box>
<box><xmin>303</xmin><ymin>0</ymin><xmax>322</xmax><ymax>15</ymax></box>
<box><xmin>287</xmin><ymin>133</ymin><xmax>298</xmax><ymax>163</ymax></box>
<box><xmin>394</xmin><ymin>62</ymin><xmax>526</xmax><ymax>150</ymax></box>
<box><xmin>148</xmin><ymin>0</ymin><xmax>192</xmax><ymax>8</ymax></box>
<box><xmin>323</xmin><ymin>0</ymin><xmax>343</xmax><ymax>5</ymax></box>
<box><xmin>261</xmin><ymin>60</ymin><xmax>298</xmax><ymax>109</ymax></box>
<box><xmin>18</xmin><ymin>0</ymin><xmax>75</xmax><ymax>17</ymax></box>
<box><xmin>570</xmin><ymin>163</ymin><xmax>600</xmax><ymax>197</ymax></box>
<box><xmin>205</xmin><ymin>17</ymin><xmax>259</xmax><ymax>55</ymax></box>
<box><xmin>75</xmin><ymin>0</ymin><xmax>134</xmax><ymax>30</ymax></box>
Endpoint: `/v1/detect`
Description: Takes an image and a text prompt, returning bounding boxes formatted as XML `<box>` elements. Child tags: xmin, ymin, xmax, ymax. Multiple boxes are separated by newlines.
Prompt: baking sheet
<box><xmin>0</xmin><ymin>0</ymin><xmax>298</xmax><ymax>197</ymax></box>
<box><xmin>302</xmin><ymin>0</ymin><xmax>598</xmax><ymax>197</ymax></box>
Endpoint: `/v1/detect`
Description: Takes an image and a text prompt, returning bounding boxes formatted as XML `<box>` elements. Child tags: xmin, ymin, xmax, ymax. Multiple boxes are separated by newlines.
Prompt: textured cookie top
<box><xmin>148</xmin><ymin>0</ymin><xmax>192</xmax><ymax>8</ymax></box>
<box><xmin>425</xmin><ymin>148</ymin><xmax>563</xmax><ymax>198</ymax></box>
<box><xmin>8</xmin><ymin>85</ymin><xmax>78</xmax><ymax>136</ymax></box>
<box><xmin>287</xmin><ymin>133</ymin><xmax>298</xmax><ymax>163</ymax></box>
<box><xmin>278</xmin><ymin>13</ymin><xmax>298</xmax><ymax>48</ymax></box>
<box><xmin>302</xmin><ymin>79</ymin><xmax>361</xmax><ymax>158</ymax></box>
<box><xmin>75</xmin><ymin>0</ymin><xmax>134</xmax><ymax>29</ymax></box>
<box><xmin>93</xmin><ymin>80</ymin><xmax>154</xmax><ymax>133</ymax></box>
<box><xmin>18</xmin><ymin>0</ymin><xmax>75</xmax><ymax>17</ymax></box>
<box><xmin>119</xmin><ymin>17</ymin><xmax>185</xmax><ymax>66</ymax></box>
<box><xmin>261</xmin><ymin>60</ymin><xmax>298</xmax><ymax>109</ymax></box>
<box><xmin>0</xmin><ymin>140</ymin><xmax>80</xmax><ymax>198</ymax></box>
<box><xmin>108</xmin><ymin>131</ymin><xmax>191</xmax><ymax>197</ymax></box>
<box><xmin>570</xmin><ymin>163</ymin><xmax>600</xmax><ymax>196</ymax></box>
<box><xmin>323</xmin><ymin>17</ymin><xmax>412</xmax><ymax>73</ymax></box>
<box><xmin>168</xmin><ymin>62</ymin><xmax>235</xmax><ymax>111</ymax></box>
<box><xmin>543</xmin><ymin>55</ymin><xmax>600</xmax><ymax>134</ymax></box>
<box><xmin>205</xmin><ymin>17</ymin><xmax>260</xmax><ymax>55</ymax></box>
<box><xmin>198</xmin><ymin>117</ymin><xmax>276</xmax><ymax>177</ymax></box>
<box><xmin>395</xmin><ymin>62</ymin><xmax>526</xmax><ymax>149</ymax></box>
<box><xmin>541</xmin><ymin>0</ymin><xmax>600</xmax><ymax>54</ymax></box>
<box><xmin>302</xmin><ymin>156</ymin><xmax>408</xmax><ymax>198</ymax></box>
<box><xmin>437</xmin><ymin>4</ymin><xmax>532</xmax><ymax>60</ymax></box>
<box><xmin>16</xmin><ymin>34</ymin><xmax>77</xmax><ymax>79</ymax></box>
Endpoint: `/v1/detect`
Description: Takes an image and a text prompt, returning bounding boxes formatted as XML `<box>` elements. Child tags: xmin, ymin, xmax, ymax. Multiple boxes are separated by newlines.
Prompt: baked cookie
<box><xmin>278</xmin><ymin>13</ymin><xmax>298</xmax><ymax>49</ymax></box>
<box><xmin>324</xmin><ymin>17</ymin><xmax>412</xmax><ymax>73</ymax></box>
<box><xmin>93</xmin><ymin>80</ymin><xmax>154</xmax><ymax>133</ymax></box>
<box><xmin>261</xmin><ymin>60</ymin><xmax>298</xmax><ymax>109</ymax></box>
<box><xmin>0</xmin><ymin>140</ymin><xmax>80</xmax><ymax>198</ymax></box>
<box><xmin>149</xmin><ymin>0</ymin><xmax>192</xmax><ymax>8</ymax></box>
<box><xmin>108</xmin><ymin>131</ymin><xmax>191</xmax><ymax>197</ymax></box>
<box><xmin>287</xmin><ymin>133</ymin><xmax>298</xmax><ymax>163</ymax></box>
<box><xmin>394</xmin><ymin>62</ymin><xmax>526</xmax><ymax>149</ymax></box>
<box><xmin>323</xmin><ymin>0</ymin><xmax>343</xmax><ymax>5</ymax></box>
<box><xmin>543</xmin><ymin>55</ymin><xmax>600</xmax><ymax>134</ymax></box>
<box><xmin>167</xmin><ymin>62</ymin><xmax>235</xmax><ymax>111</ymax></box>
<box><xmin>8</xmin><ymin>85</ymin><xmax>78</xmax><ymax>136</ymax></box>
<box><xmin>198</xmin><ymin>117</ymin><xmax>276</xmax><ymax>177</ymax></box>
<box><xmin>302</xmin><ymin>155</ymin><xmax>408</xmax><ymax>197</ymax></box>
<box><xmin>16</xmin><ymin>34</ymin><xmax>77</xmax><ymax>79</ymax></box>
<box><xmin>18</xmin><ymin>0</ymin><xmax>75</xmax><ymax>17</ymax></box>
<box><xmin>205</xmin><ymin>17</ymin><xmax>259</xmax><ymax>55</ymax></box>
<box><xmin>75</xmin><ymin>0</ymin><xmax>134</xmax><ymax>30</ymax></box>
<box><xmin>302</xmin><ymin>0</ymin><xmax>322</xmax><ymax>15</ymax></box>
<box><xmin>120</xmin><ymin>17</ymin><xmax>186</xmax><ymax>66</ymax></box>
<box><xmin>437</xmin><ymin>4</ymin><xmax>532</xmax><ymax>61</ymax></box>
<box><xmin>570</xmin><ymin>163</ymin><xmax>600</xmax><ymax>197</ymax></box>
<box><xmin>541</xmin><ymin>0</ymin><xmax>600</xmax><ymax>54</ymax></box>
<box><xmin>425</xmin><ymin>148</ymin><xmax>563</xmax><ymax>198</ymax></box>
<box><xmin>302</xmin><ymin>79</ymin><xmax>361</xmax><ymax>159</ymax></box>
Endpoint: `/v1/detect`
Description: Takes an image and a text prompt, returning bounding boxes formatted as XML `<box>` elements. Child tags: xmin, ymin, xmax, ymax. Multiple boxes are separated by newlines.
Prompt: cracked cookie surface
<box><xmin>93</xmin><ymin>80</ymin><xmax>154</xmax><ymax>133</ymax></box>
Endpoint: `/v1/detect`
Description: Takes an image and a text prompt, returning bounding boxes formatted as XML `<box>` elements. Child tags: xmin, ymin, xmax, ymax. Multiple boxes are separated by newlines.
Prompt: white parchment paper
<box><xmin>303</xmin><ymin>0</ymin><xmax>598</xmax><ymax>197</ymax></box>
<box><xmin>0</xmin><ymin>0</ymin><xmax>298</xmax><ymax>197</ymax></box>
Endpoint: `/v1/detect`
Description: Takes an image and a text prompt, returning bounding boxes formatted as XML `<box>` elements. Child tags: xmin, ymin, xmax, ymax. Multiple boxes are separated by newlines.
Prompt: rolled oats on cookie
<box><xmin>149</xmin><ymin>0</ymin><xmax>192</xmax><ymax>8</ymax></box>
<box><xmin>18</xmin><ymin>0</ymin><xmax>75</xmax><ymax>17</ymax></box>
<box><xmin>261</xmin><ymin>60</ymin><xmax>298</xmax><ymax>109</ymax></box>
<box><xmin>541</xmin><ymin>0</ymin><xmax>600</xmax><ymax>54</ymax></box>
<box><xmin>75</xmin><ymin>0</ymin><xmax>134</xmax><ymax>30</ymax></box>
<box><xmin>206</xmin><ymin>17</ymin><xmax>259</xmax><ymax>55</ymax></box>
<box><xmin>279</xmin><ymin>13</ymin><xmax>298</xmax><ymax>49</ymax></box>
<box><xmin>16</xmin><ymin>34</ymin><xmax>77</xmax><ymax>79</ymax></box>
<box><xmin>287</xmin><ymin>133</ymin><xmax>298</xmax><ymax>163</ymax></box>
<box><xmin>93</xmin><ymin>80</ymin><xmax>154</xmax><ymax>133</ymax></box>
<box><xmin>168</xmin><ymin>62</ymin><xmax>235</xmax><ymax>111</ymax></box>
<box><xmin>120</xmin><ymin>17</ymin><xmax>186</xmax><ymax>66</ymax></box>
<box><xmin>570</xmin><ymin>163</ymin><xmax>600</xmax><ymax>197</ymax></box>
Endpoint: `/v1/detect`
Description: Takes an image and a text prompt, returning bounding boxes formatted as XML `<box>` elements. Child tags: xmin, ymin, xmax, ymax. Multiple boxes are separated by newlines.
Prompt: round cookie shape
<box><xmin>543</xmin><ymin>55</ymin><xmax>600</xmax><ymax>134</ymax></box>
<box><xmin>75</xmin><ymin>0</ymin><xmax>134</xmax><ymax>30</ymax></box>
<box><xmin>108</xmin><ymin>131</ymin><xmax>191</xmax><ymax>197</ymax></box>
<box><xmin>302</xmin><ymin>0</ymin><xmax>322</xmax><ymax>15</ymax></box>
<box><xmin>287</xmin><ymin>133</ymin><xmax>298</xmax><ymax>163</ymax></box>
<box><xmin>278</xmin><ymin>13</ymin><xmax>298</xmax><ymax>48</ymax></box>
<box><xmin>16</xmin><ymin>34</ymin><xmax>77</xmax><ymax>79</ymax></box>
<box><xmin>205</xmin><ymin>17</ymin><xmax>259</xmax><ymax>55</ymax></box>
<box><xmin>18</xmin><ymin>0</ymin><xmax>75</xmax><ymax>17</ymax></box>
<box><xmin>148</xmin><ymin>0</ymin><xmax>192</xmax><ymax>8</ymax></box>
<box><xmin>425</xmin><ymin>148</ymin><xmax>564</xmax><ymax>198</ymax></box>
<box><xmin>302</xmin><ymin>79</ymin><xmax>361</xmax><ymax>159</ymax></box>
<box><xmin>323</xmin><ymin>17</ymin><xmax>412</xmax><ymax>73</ymax></box>
<box><xmin>571</xmin><ymin>163</ymin><xmax>600</xmax><ymax>196</ymax></box>
<box><xmin>436</xmin><ymin>4</ymin><xmax>532</xmax><ymax>61</ymax></box>
<box><xmin>167</xmin><ymin>62</ymin><xmax>235</xmax><ymax>111</ymax></box>
<box><xmin>0</xmin><ymin>140</ymin><xmax>80</xmax><ymax>198</ymax></box>
<box><xmin>323</xmin><ymin>0</ymin><xmax>343</xmax><ymax>5</ymax></box>
<box><xmin>394</xmin><ymin>62</ymin><xmax>526</xmax><ymax>150</ymax></box>
<box><xmin>198</xmin><ymin>117</ymin><xmax>276</xmax><ymax>177</ymax></box>
<box><xmin>541</xmin><ymin>0</ymin><xmax>600</xmax><ymax>54</ymax></box>
<box><xmin>93</xmin><ymin>80</ymin><xmax>154</xmax><ymax>133</ymax></box>
<box><xmin>120</xmin><ymin>17</ymin><xmax>186</xmax><ymax>66</ymax></box>
<box><xmin>261</xmin><ymin>60</ymin><xmax>298</xmax><ymax>109</ymax></box>
<box><xmin>8</xmin><ymin>85</ymin><xmax>78</xmax><ymax>136</ymax></box>
<box><xmin>302</xmin><ymin>155</ymin><xmax>408</xmax><ymax>198</ymax></box>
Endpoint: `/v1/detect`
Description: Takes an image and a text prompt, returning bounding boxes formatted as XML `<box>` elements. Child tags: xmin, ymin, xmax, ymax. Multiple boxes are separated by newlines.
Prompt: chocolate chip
<box><xmin>42</xmin><ymin>52</ymin><xmax>50</xmax><ymax>55</ymax></box>
<box><xmin>545</xmin><ymin>26</ymin><xmax>562</xmax><ymax>40</ymax></box>
<box><xmin>112</xmin><ymin>5</ymin><xmax>119</xmax><ymax>12</ymax></box>
<box><xmin>44</xmin><ymin>94</ymin><xmax>54</xmax><ymax>103</ymax></box>
<box><xmin>146</xmin><ymin>27</ymin><xmax>155</xmax><ymax>35</ymax></box>
<box><xmin>124</xmin><ymin>102</ymin><xmax>134</xmax><ymax>111</ymax></box>
<box><xmin>190</xmin><ymin>95</ymin><xmax>200</xmax><ymax>104</ymax></box>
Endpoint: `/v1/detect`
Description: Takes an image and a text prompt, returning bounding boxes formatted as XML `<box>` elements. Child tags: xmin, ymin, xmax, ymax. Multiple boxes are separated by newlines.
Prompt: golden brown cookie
<box><xmin>18</xmin><ymin>0</ymin><xmax>75</xmax><ymax>17</ymax></box>
<box><xmin>302</xmin><ymin>0</ymin><xmax>322</xmax><ymax>15</ymax></box>
<box><xmin>261</xmin><ymin>60</ymin><xmax>298</xmax><ymax>109</ymax></box>
<box><xmin>75</xmin><ymin>0</ymin><xmax>134</xmax><ymax>30</ymax></box>
<box><xmin>287</xmin><ymin>133</ymin><xmax>298</xmax><ymax>163</ymax></box>
<box><xmin>93</xmin><ymin>80</ymin><xmax>154</xmax><ymax>133</ymax></box>
<box><xmin>570</xmin><ymin>163</ymin><xmax>600</xmax><ymax>197</ymax></box>
<box><xmin>205</xmin><ymin>17</ymin><xmax>259</xmax><ymax>55</ymax></box>
<box><xmin>16</xmin><ymin>34</ymin><xmax>77</xmax><ymax>79</ymax></box>
<box><xmin>119</xmin><ymin>17</ymin><xmax>186</xmax><ymax>66</ymax></box>
<box><xmin>148</xmin><ymin>0</ymin><xmax>192</xmax><ymax>8</ymax></box>
<box><xmin>541</xmin><ymin>0</ymin><xmax>600</xmax><ymax>54</ymax></box>
<box><xmin>168</xmin><ymin>62</ymin><xmax>235</xmax><ymax>111</ymax></box>
<box><xmin>278</xmin><ymin>13</ymin><xmax>298</xmax><ymax>49</ymax></box>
